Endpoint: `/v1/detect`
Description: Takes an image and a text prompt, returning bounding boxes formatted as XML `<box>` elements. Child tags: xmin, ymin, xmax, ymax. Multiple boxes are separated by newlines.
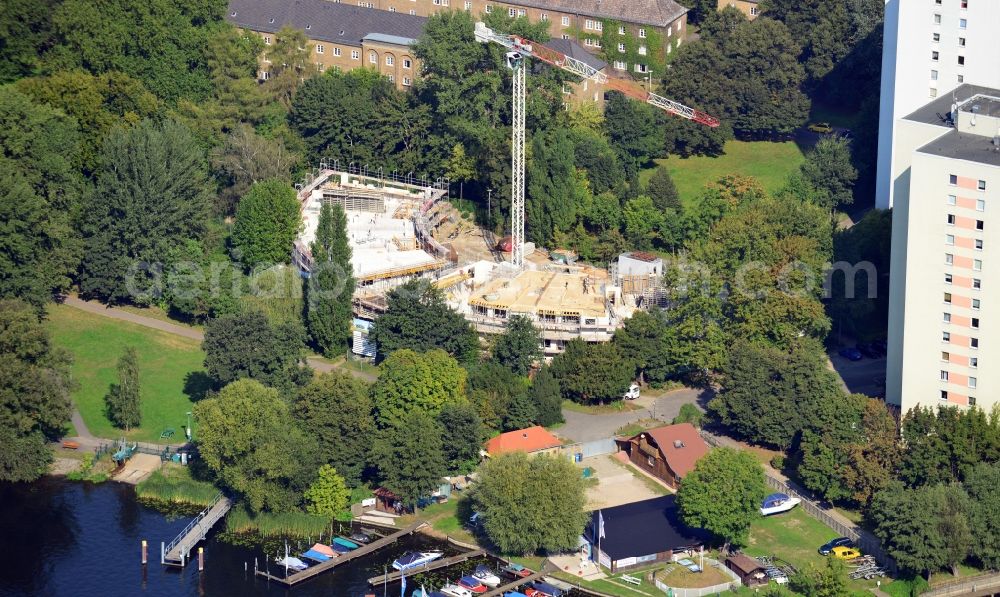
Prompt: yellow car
<box><xmin>831</xmin><ymin>546</ymin><xmax>862</xmax><ymax>560</ymax></box>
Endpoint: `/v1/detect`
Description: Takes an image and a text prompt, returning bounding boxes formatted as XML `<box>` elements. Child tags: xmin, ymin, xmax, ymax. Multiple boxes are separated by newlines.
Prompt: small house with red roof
<box><xmin>484</xmin><ymin>426</ymin><xmax>563</xmax><ymax>458</ymax></box>
<box><xmin>618</xmin><ymin>423</ymin><xmax>709</xmax><ymax>489</ymax></box>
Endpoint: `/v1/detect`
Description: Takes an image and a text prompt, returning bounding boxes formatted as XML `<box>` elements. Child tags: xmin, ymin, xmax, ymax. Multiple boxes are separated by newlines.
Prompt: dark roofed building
<box><xmin>619</xmin><ymin>423</ymin><xmax>709</xmax><ymax>489</ymax></box>
<box><xmin>585</xmin><ymin>495</ymin><xmax>709</xmax><ymax>572</ymax></box>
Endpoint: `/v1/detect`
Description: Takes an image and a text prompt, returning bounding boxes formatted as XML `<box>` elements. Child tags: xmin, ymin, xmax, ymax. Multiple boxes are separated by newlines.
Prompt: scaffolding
<box><xmin>321</xmin><ymin>186</ymin><xmax>386</xmax><ymax>213</ymax></box>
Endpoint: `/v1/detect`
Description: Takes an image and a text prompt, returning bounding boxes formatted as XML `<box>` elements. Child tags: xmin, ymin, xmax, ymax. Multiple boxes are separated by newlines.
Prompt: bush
<box><xmin>672</xmin><ymin>403</ymin><xmax>705</xmax><ymax>428</ymax></box>
<box><xmin>770</xmin><ymin>455</ymin><xmax>786</xmax><ymax>471</ymax></box>
<box><xmin>884</xmin><ymin>577</ymin><xmax>929</xmax><ymax>597</ymax></box>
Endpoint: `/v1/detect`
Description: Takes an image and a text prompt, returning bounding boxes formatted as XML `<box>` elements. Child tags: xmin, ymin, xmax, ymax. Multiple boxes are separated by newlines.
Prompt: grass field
<box><xmin>46</xmin><ymin>305</ymin><xmax>206</xmax><ymax>443</ymax></box>
<box><xmin>640</xmin><ymin>140</ymin><xmax>806</xmax><ymax>207</ymax></box>
<box><xmin>136</xmin><ymin>463</ymin><xmax>219</xmax><ymax>506</ymax></box>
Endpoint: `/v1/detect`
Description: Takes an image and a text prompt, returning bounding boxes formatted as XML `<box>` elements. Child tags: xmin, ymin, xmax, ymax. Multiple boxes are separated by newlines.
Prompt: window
<box><xmin>977</xmin><ymin>199</ymin><xmax>986</xmax><ymax>211</ymax></box>
<box><xmin>958</xmin><ymin>55</ymin><xmax>966</xmax><ymax>66</ymax></box>
<box><xmin>618</xmin><ymin>26</ymin><xmax>625</xmax><ymax>35</ymax></box>
<box><xmin>593</xmin><ymin>39</ymin><xmax>601</xmax><ymax>48</ymax></box>
<box><xmin>403</xmin><ymin>58</ymin><xmax>411</xmax><ymax>69</ymax></box>
<box><xmin>614</xmin><ymin>60</ymin><xmax>626</xmax><ymax>70</ymax></box>
<box><xmin>950</xmin><ymin>174</ymin><xmax>958</xmax><ymax>185</ymax></box>
<box><xmin>959</xmin><ymin>37</ymin><xmax>966</xmax><ymax>47</ymax></box>
<box><xmin>316</xmin><ymin>62</ymin><xmax>324</xmax><ymax>71</ymax></box>
<box><xmin>316</xmin><ymin>44</ymin><xmax>324</xmax><ymax>54</ymax></box>
<box><xmin>970</xmin><ymin>396</ymin><xmax>977</xmax><ymax>406</ymax></box>
<box><xmin>541</xmin><ymin>13</ymin><xmax>548</xmax><ymax>20</ymax></box>
<box><xmin>944</xmin><ymin>312</ymin><xmax>952</xmax><ymax>323</ymax></box>
<box><xmin>972</xmin><ymin>317</ymin><xmax>980</xmax><ymax>328</ymax></box>
<box><xmin>369</xmin><ymin>51</ymin><xmax>377</xmax><ymax>64</ymax></box>
<box><xmin>562</xmin><ymin>16</ymin><xmax>569</xmax><ymax>26</ymax></box>
<box><xmin>943</xmin><ymin>331</ymin><xmax>951</xmax><ymax>342</ymax></box>
<box><xmin>638</xmin><ymin>45</ymin><xmax>647</xmax><ymax>56</ymax></box>
<box><xmin>940</xmin><ymin>390</ymin><xmax>948</xmax><ymax>400</ymax></box>
<box><xmin>403</xmin><ymin>77</ymin><xmax>411</xmax><ymax>86</ymax></box>
<box><xmin>973</xmin><ymin>298</ymin><xmax>981</xmax><ymax>309</ymax></box>
<box><xmin>974</xmin><ymin>259</ymin><xmax>982</xmax><ymax>271</ymax></box>
<box><xmin>930</xmin><ymin>88</ymin><xmax>938</xmax><ymax>98</ymax></box>
<box><xmin>484</xmin><ymin>4</ymin><xmax>492</xmax><ymax>12</ymax></box>
<box><xmin>933</xmin><ymin>33</ymin><xmax>940</xmax><ymax>42</ymax></box>
<box><xmin>595</xmin><ymin>21</ymin><xmax>603</xmax><ymax>31</ymax></box>
<box><xmin>561</xmin><ymin>34</ymin><xmax>569</xmax><ymax>39</ymax></box>
<box><xmin>976</xmin><ymin>239</ymin><xmax>984</xmax><ymax>250</ymax></box>
<box><xmin>332</xmin><ymin>47</ymin><xmax>341</xmax><ymax>56</ymax></box>
<box><xmin>647</xmin><ymin>456</ymin><xmax>655</xmax><ymax>467</ymax></box>
<box><xmin>973</xmin><ymin>278</ymin><xmax>981</xmax><ymax>289</ymax></box>
<box><xmin>585</xmin><ymin>19</ymin><xmax>593</xmax><ymax>29</ymax></box>
<box><xmin>971</xmin><ymin>337</ymin><xmax>979</xmax><ymax>348</ymax></box>
<box><xmin>969</xmin><ymin>377</ymin><xmax>977</xmax><ymax>389</ymax></box>
<box><xmin>508</xmin><ymin>8</ymin><xmax>515</xmax><ymax>17</ymax></box>
<box><xmin>931</xmin><ymin>70</ymin><xmax>939</xmax><ymax>80</ymax></box>
<box><xmin>351</xmin><ymin>50</ymin><xmax>360</xmax><ymax>60</ymax></box>
<box><xmin>970</xmin><ymin>357</ymin><xmax>978</xmax><ymax>368</ymax></box>
<box><xmin>634</xmin><ymin>63</ymin><xmax>648</xmax><ymax>73</ymax></box>
<box><xmin>946</xmin><ymin>253</ymin><xmax>954</xmax><ymax>264</ymax></box>
<box><xmin>942</xmin><ymin>351</ymin><xmax>950</xmax><ymax>361</ymax></box>
<box><xmin>948</xmin><ymin>213</ymin><xmax>956</xmax><ymax>225</ymax></box>
<box><xmin>618</xmin><ymin>43</ymin><xmax>626</xmax><ymax>52</ymax></box>
<box><xmin>517</xmin><ymin>8</ymin><xmax>525</xmax><ymax>16</ymax></box>
<box><xmin>750</xmin><ymin>6</ymin><xmax>758</xmax><ymax>15</ymax></box>
<box><xmin>409</xmin><ymin>9</ymin><xmax>415</xmax><ymax>14</ymax></box>
<box><xmin>958</xmin><ymin>74</ymin><xmax>965</xmax><ymax>83</ymax></box>
<box><xmin>932</xmin><ymin>51</ymin><xmax>939</xmax><ymax>61</ymax></box>
<box><xmin>961</xmin><ymin>0</ymin><xmax>968</xmax><ymax>8</ymax></box>
<box><xmin>464</xmin><ymin>1</ymin><xmax>471</xmax><ymax>8</ymax></box>
<box><xmin>638</xmin><ymin>28</ymin><xmax>647</xmax><ymax>38</ymax></box>
<box><xmin>263</xmin><ymin>36</ymin><xmax>272</xmax><ymax>45</ymax></box>
<box><xmin>433</xmin><ymin>0</ymin><xmax>440</xmax><ymax>5</ymax></box>
<box><xmin>561</xmin><ymin>84</ymin><xmax>571</xmax><ymax>95</ymax></box>
<box><xmin>959</xmin><ymin>18</ymin><xmax>967</xmax><ymax>29</ymax></box>
<box><xmin>934</xmin><ymin>0</ymin><xmax>941</xmax><ymax>4</ymax></box>
<box><xmin>948</xmin><ymin>194</ymin><xmax>957</xmax><ymax>205</ymax></box>
<box><xmin>386</xmin><ymin>75</ymin><xmax>394</xmax><ymax>83</ymax></box>
<box><xmin>386</xmin><ymin>55</ymin><xmax>394</xmax><ymax>66</ymax></box>
<box><xmin>934</xmin><ymin>13</ymin><xmax>941</xmax><ymax>24</ymax></box>
<box><xmin>945</xmin><ymin>292</ymin><xmax>953</xmax><ymax>303</ymax></box>
<box><xmin>940</xmin><ymin>370</ymin><xmax>950</xmax><ymax>381</ymax></box>
<box><xmin>978</xmin><ymin>180</ymin><xmax>987</xmax><ymax>191</ymax></box>
<box><xmin>946</xmin><ymin>234</ymin><xmax>955</xmax><ymax>245</ymax></box>
<box><xmin>260</xmin><ymin>70</ymin><xmax>269</xmax><ymax>80</ymax></box>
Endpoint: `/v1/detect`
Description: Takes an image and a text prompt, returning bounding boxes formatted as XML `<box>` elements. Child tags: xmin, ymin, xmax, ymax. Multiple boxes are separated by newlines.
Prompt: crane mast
<box><xmin>474</xmin><ymin>22</ymin><xmax>719</xmax><ymax>270</ymax></box>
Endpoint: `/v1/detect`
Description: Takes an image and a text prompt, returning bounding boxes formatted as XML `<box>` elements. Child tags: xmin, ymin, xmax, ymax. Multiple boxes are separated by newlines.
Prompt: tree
<box><xmin>677</xmin><ymin>447</ymin><xmax>767</xmax><ymax>550</ymax></box>
<box><xmin>473</xmin><ymin>452</ymin><xmax>588</xmax><ymax>554</ymax></box>
<box><xmin>212</xmin><ymin>124</ymin><xmax>297</xmax><ymax>214</ymax></box>
<box><xmin>800</xmin><ymin>136</ymin><xmax>857</xmax><ymax>209</ymax></box>
<box><xmin>789</xmin><ymin>558</ymin><xmax>850</xmax><ymax>597</ymax></box>
<box><xmin>260</xmin><ymin>26</ymin><xmax>319</xmax><ymax>107</ymax></box>
<box><xmin>0</xmin><ymin>0</ymin><xmax>56</xmax><ymax>83</ymax></box>
<box><xmin>304</xmin><ymin>465</ymin><xmax>351</xmax><ymax>520</ymax></box>
<box><xmin>551</xmin><ymin>340</ymin><xmax>634</xmax><ymax>405</ymax></box>
<box><xmin>372</xmin><ymin>349</ymin><xmax>467</xmax><ymax>429</ymax></box>
<box><xmin>0</xmin><ymin>299</ymin><xmax>74</xmax><ymax>481</ymax></box>
<box><xmin>965</xmin><ymin>462</ymin><xmax>1000</xmax><ymax>570</ymax></box>
<box><xmin>526</xmin><ymin>127</ymin><xmax>579</xmax><ymax>244</ymax></box>
<box><xmin>504</xmin><ymin>393</ymin><xmax>538</xmax><ymax>431</ymax></box>
<box><xmin>673</xmin><ymin>404</ymin><xmax>704</xmax><ymax>428</ymax></box>
<box><xmin>614</xmin><ymin>310</ymin><xmax>669</xmax><ymax>384</ymax></box>
<box><xmin>438</xmin><ymin>402</ymin><xmax>484</xmax><ymax>474</ymax></box>
<box><xmin>231</xmin><ymin>179</ymin><xmax>300</xmax><ymax>269</ymax></box>
<box><xmin>623</xmin><ymin>196</ymin><xmax>666</xmax><ymax>250</ymax></box>
<box><xmin>370</xmin><ymin>279</ymin><xmax>479</xmax><ymax>363</ymax></box>
<box><xmin>105</xmin><ymin>346</ymin><xmax>141</xmax><ymax>431</ymax></box>
<box><xmin>604</xmin><ymin>92</ymin><xmax>665</xmax><ymax>170</ymax></box>
<box><xmin>492</xmin><ymin>315</ymin><xmax>541</xmax><ymax>376</ymax></box>
<box><xmin>194</xmin><ymin>379</ymin><xmax>318</xmax><ymax>513</ymax></box>
<box><xmin>294</xmin><ymin>371</ymin><xmax>374</xmax><ymax>486</ymax></box>
<box><xmin>839</xmin><ymin>399</ymin><xmax>900</xmax><ymax>506</ymax></box>
<box><xmin>646</xmin><ymin>166</ymin><xmax>681</xmax><ymax>212</ymax></box>
<box><xmin>306</xmin><ymin>203</ymin><xmax>355</xmax><ymax>356</ymax></box>
<box><xmin>467</xmin><ymin>361</ymin><xmax>528</xmax><ymax>432</ymax></box>
<box><xmin>528</xmin><ymin>365</ymin><xmax>563</xmax><ymax>427</ymax></box>
<box><xmin>80</xmin><ymin>119</ymin><xmax>212</xmax><ymax>304</ymax></box>
<box><xmin>202</xmin><ymin>311</ymin><xmax>309</xmax><ymax>393</ymax></box>
<box><xmin>373</xmin><ymin>410</ymin><xmax>448</xmax><ymax>508</ymax></box>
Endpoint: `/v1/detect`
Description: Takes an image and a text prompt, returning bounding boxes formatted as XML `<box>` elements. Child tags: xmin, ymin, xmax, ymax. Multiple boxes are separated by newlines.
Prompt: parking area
<box><xmin>578</xmin><ymin>454</ymin><xmax>663</xmax><ymax>509</ymax></box>
<box><xmin>828</xmin><ymin>351</ymin><xmax>886</xmax><ymax>398</ymax></box>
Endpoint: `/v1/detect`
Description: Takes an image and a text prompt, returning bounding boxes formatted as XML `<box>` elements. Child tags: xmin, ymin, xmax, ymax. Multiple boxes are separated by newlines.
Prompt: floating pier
<box><xmin>483</xmin><ymin>568</ymin><xmax>547</xmax><ymax>597</ymax></box>
<box><xmin>255</xmin><ymin>521</ymin><xmax>428</xmax><ymax>586</ymax></box>
<box><xmin>367</xmin><ymin>549</ymin><xmax>486</xmax><ymax>585</ymax></box>
<box><xmin>161</xmin><ymin>493</ymin><xmax>232</xmax><ymax>567</ymax></box>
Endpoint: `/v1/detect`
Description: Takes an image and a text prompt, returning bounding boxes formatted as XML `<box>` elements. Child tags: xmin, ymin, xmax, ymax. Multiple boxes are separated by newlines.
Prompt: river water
<box><xmin>0</xmin><ymin>478</ymin><xmax>462</xmax><ymax>597</ymax></box>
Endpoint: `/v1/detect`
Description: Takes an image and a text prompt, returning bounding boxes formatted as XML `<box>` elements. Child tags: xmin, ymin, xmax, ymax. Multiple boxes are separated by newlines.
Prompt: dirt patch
<box><xmin>49</xmin><ymin>458</ymin><xmax>82</xmax><ymax>476</ymax></box>
<box><xmin>112</xmin><ymin>453</ymin><xmax>162</xmax><ymax>484</ymax></box>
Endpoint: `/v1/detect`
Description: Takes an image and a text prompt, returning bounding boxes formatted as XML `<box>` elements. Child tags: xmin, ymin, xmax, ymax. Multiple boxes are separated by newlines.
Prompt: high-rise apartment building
<box><xmin>886</xmin><ymin>87</ymin><xmax>1000</xmax><ymax>414</ymax></box>
<box><xmin>875</xmin><ymin>0</ymin><xmax>1000</xmax><ymax>209</ymax></box>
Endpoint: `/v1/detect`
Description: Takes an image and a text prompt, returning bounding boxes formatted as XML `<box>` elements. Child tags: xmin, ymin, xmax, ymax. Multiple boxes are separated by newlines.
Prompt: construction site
<box><xmin>290</xmin><ymin>23</ymin><xmax>717</xmax><ymax>358</ymax></box>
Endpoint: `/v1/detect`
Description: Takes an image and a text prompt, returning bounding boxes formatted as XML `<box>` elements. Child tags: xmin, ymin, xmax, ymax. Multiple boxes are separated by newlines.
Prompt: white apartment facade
<box><xmin>886</xmin><ymin>90</ymin><xmax>1000</xmax><ymax>414</ymax></box>
<box><xmin>875</xmin><ymin>0</ymin><xmax>1000</xmax><ymax>209</ymax></box>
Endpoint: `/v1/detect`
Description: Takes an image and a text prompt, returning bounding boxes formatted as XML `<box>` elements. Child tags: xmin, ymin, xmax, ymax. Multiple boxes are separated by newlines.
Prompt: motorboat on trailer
<box><xmin>760</xmin><ymin>492</ymin><xmax>801</xmax><ymax>516</ymax></box>
<box><xmin>472</xmin><ymin>564</ymin><xmax>502</xmax><ymax>587</ymax></box>
<box><xmin>393</xmin><ymin>551</ymin><xmax>444</xmax><ymax>571</ymax></box>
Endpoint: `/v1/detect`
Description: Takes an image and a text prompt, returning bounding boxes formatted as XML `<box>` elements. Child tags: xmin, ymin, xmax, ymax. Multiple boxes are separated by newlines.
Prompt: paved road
<box><xmin>61</xmin><ymin>296</ymin><xmax>375</xmax><ymax>381</ymax></box>
<box><xmin>556</xmin><ymin>387</ymin><xmax>711</xmax><ymax>443</ymax></box>
<box><xmin>828</xmin><ymin>351</ymin><xmax>886</xmax><ymax>397</ymax></box>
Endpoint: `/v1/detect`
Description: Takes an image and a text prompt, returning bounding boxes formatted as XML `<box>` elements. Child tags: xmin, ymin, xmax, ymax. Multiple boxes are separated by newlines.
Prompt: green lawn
<box><xmin>46</xmin><ymin>305</ymin><xmax>207</xmax><ymax>443</ymax></box>
<box><xmin>562</xmin><ymin>399</ymin><xmax>643</xmax><ymax>415</ymax></box>
<box><xmin>640</xmin><ymin>140</ymin><xmax>806</xmax><ymax>207</ymax></box>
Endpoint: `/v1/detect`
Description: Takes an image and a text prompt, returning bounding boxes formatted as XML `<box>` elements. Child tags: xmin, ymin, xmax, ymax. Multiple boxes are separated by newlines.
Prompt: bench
<box><xmin>619</xmin><ymin>574</ymin><xmax>641</xmax><ymax>586</ymax></box>
<box><xmin>62</xmin><ymin>440</ymin><xmax>80</xmax><ymax>450</ymax></box>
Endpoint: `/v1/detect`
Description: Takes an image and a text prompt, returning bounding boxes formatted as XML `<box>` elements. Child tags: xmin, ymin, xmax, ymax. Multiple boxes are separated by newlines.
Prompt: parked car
<box><xmin>623</xmin><ymin>383</ymin><xmax>641</xmax><ymax>400</ymax></box>
<box><xmin>857</xmin><ymin>344</ymin><xmax>881</xmax><ymax>359</ymax></box>
<box><xmin>808</xmin><ymin>122</ymin><xmax>833</xmax><ymax>134</ymax></box>
<box><xmin>838</xmin><ymin>347</ymin><xmax>863</xmax><ymax>361</ymax></box>
<box><xmin>831</xmin><ymin>546</ymin><xmax>862</xmax><ymax>560</ymax></box>
<box><xmin>819</xmin><ymin>537</ymin><xmax>855</xmax><ymax>555</ymax></box>
<box><xmin>872</xmin><ymin>339</ymin><xmax>888</xmax><ymax>354</ymax></box>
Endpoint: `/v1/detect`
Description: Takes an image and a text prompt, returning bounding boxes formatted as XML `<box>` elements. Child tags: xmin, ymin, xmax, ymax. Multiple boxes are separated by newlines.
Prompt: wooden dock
<box><xmin>367</xmin><ymin>549</ymin><xmax>486</xmax><ymax>585</ymax></box>
<box><xmin>483</xmin><ymin>569</ymin><xmax>547</xmax><ymax>597</ymax></box>
<box><xmin>256</xmin><ymin>521</ymin><xmax>427</xmax><ymax>586</ymax></box>
<box><xmin>162</xmin><ymin>493</ymin><xmax>232</xmax><ymax>567</ymax></box>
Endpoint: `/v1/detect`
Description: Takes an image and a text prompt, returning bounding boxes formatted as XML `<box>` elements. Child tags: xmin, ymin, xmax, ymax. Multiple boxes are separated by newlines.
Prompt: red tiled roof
<box><xmin>485</xmin><ymin>426</ymin><xmax>563</xmax><ymax>455</ymax></box>
<box><xmin>640</xmin><ymin>423</ymin><xmax>709</xmax><ymax>478</ymax></box>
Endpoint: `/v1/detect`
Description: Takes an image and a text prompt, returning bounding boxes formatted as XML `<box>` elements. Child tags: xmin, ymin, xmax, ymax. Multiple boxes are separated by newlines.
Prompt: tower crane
<box><xmin>474</xmin><ymin>22</ymin><xmax>720</xmax><ymax>270</ymax></box>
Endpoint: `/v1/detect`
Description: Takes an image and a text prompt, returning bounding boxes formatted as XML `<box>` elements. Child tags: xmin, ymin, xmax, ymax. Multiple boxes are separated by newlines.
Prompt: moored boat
<box><xmin>333</xmin><ymin>537</ymin><xmax>359</xmax><ymax>550</ymax></box>
<box><xmin>275</xmin><ymin>555</ymin><xmax>309</xmax><ymax>571</ymax></box>
<box><xmin>393</xmin><ymin>551</ymin><xmax>444</xmax><ymax>571</ymax></box>
<box><xmin>440</xmin><ymin>583</ymin><xmax>474</xmax><ymax>597</ymax></box>
<box><xmin>526</xmin><ymin>581</ymin><xmax>564</xmax><ymax>597</ymax></box>
<box><xmin>457</xmin><ymin>576</ymin><xmax>487</xmax><ymax>594</ymax></box>
<box><xmin>501</xmin><ymin>562</ymin><xmax>532</xmax><ymax>578</ymax></box>
<box><xmin>472</xmin><ymin>564</ymin><xmax>502</xmax><ymax>587</ymax></box>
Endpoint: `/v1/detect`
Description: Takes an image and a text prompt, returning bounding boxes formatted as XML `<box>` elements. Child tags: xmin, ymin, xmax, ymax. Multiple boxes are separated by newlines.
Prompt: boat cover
<box><xmin>311</xmin><ymin>543</ymin><xmax>336</xmax><ymax>558</ymax></box>
<box><xmin>458</xmin><ymin>576</ymin><xmax>484</xmax><ymax>588</ymax></box>
<box><xmin>332</xmin><ymin>543</ymin><xmax>353</xmax><ymax>554</ymax></box>
<box><xmin>761</xmin><ymin>493</ymin><xmax>790</xmax><ymax>508</ymax></box>
<box><xmin>531</xmin><ymin>581</ymin><xmax>564</xmax><ymax>597</ymax></box>
<box><xmin>333</xmin><ymin>537</ymin><xmax>359</xmax><ymax>549</ymax></box>
<box><xmin>503</xmin><ymin>593</ymin><xmax>529</xmax><ymax>597</ymax></box>
<box><xmin>301</xmin><ymin>549</ymin><xmax>330</xmax><ymax>562</ymax></box>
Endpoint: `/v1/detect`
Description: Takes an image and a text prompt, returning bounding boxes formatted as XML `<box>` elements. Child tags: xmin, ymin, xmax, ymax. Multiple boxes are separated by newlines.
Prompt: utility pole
<box><xmin>487</xmin><ymin>188</ymin><xmax>493</xmax><ymax>229</ymax></box>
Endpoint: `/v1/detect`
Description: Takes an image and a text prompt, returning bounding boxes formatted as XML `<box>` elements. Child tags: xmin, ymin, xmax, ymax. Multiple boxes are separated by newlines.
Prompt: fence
<box><xmin>653</xmin><ymin>578</ymin><xmax>739</xmax><ymax>596</ymax></box>
<box><xmin>562</xmin><ymin>438</ymin><xmax>618</xmax><ymax>461</ymax></box>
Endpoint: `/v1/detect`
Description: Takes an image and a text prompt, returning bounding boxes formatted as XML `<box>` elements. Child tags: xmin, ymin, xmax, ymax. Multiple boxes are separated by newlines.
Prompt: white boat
<box><xmin>440</xmin><ymin>584</ymin><xmax>474</xmax><ymax>597</ymax></box>
<box><xmin>472</xmin><ymin>565</ymin><xmax>502</xmax><ymax>587</ymax></box>
<box><xmin>392</xmin><ymin>551</ymin><xmax>444</xmax><ymax>571</ymax></box>
<box><xmin>760</xmin><ymin>493</ymin><xmax>801</xmax><ymax>516</ymax></box>
<box><xmin>275</xmin><ymin>555</ymin><xmax>309</xmax><ymax>571</ymax></box>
